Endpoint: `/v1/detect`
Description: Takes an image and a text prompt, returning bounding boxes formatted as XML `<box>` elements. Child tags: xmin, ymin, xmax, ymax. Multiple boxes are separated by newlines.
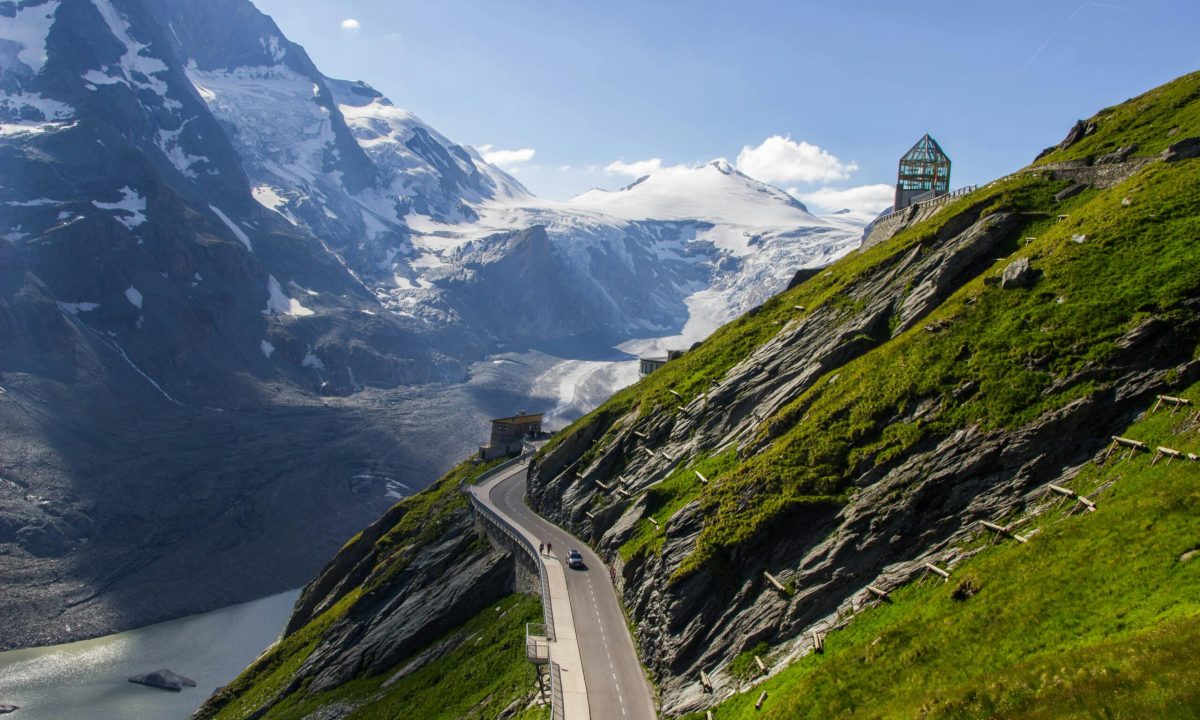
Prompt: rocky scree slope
<box><xmin>527</xmin><ymin>70</ymin><xmax>1200</xmax><ymax>714</ymax></box>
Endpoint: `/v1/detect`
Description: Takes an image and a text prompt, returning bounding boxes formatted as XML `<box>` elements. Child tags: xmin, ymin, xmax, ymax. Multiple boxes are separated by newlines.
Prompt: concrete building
<box><xmin>479</xmin><ymin>412</ymin><xmax>543</xmax><ymax>460</ymax></box>
<box><xmin>895</xmin><ymin>134</ymin><xmax>951</xmax><ymax>211</ymax></box>
<box><xmin>638</xmin><ymin>349</ymin><xmax>686</xmax><ymax>377</ymax></box>
<box><xmin>639</xmin><ymin>356</ymin><xmax>668</xmax><ymax>376</ymax></box>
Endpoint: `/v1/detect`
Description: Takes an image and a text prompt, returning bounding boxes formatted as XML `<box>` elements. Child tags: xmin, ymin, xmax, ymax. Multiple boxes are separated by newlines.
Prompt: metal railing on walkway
<box><xmin>463</xmin><ymin>474</ymin><xmax>556</xmax><ymax>641</ymax></box>
<box><xmin>549</xmin><ymin>661</ymin><xmax>565</xmax><ymax>719</ymax></box>
<box><xmin>460</xmin><ymin>454</ymin><xmax>564</xmax><ymax>719</ymax></box>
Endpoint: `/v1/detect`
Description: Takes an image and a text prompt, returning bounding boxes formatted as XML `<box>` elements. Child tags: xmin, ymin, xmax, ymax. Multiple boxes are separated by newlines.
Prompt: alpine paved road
<box><xmin>479</xmin><ymin>461</ymin><xmax>658</xmax><ymax>720</ymax></box>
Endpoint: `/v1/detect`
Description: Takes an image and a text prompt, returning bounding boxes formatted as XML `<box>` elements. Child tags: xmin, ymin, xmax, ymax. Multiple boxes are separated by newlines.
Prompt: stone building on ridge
<box><xmin>479</xmin><ymin>411</ymin><xmax>543</xmax><ymax>460</ymax></box>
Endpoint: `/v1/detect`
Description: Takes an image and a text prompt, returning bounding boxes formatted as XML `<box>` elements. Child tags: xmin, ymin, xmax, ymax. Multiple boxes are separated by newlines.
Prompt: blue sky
<box><xmin>254</xmin><ymin>0</ymin><xmax>1199</xmax><ymax>213</ymax></box>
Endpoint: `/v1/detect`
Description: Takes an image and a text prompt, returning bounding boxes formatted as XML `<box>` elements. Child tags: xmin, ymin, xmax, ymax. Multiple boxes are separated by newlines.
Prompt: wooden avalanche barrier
<box><xmin>763</xmin><ymin>571</ymin><xmax>789</xmax><ymax>594</ymax></box>
<box><xmin>811</xmin><ymin>631</ymin><xmax>824</xmax><ymax>653</ymax></box>
<box><xmin>695</xmin><ymin>471</ymin><xmax>709</xmax><ymax>484</ymax></box>
<box><xmin>1153</xmin><ymin>446</ymin><xmax>1184</xmax><ymax>465</ymax></box>
<box><xmin>866</xmin><ymin>585</ymin><xmax>890</xmax><ymax>601</ymax></box>
<box><xmin>755</xmin><ymin>690</ymin><xmax>768</xmax><ymax>710</ymax></box>
<box><xmin>981</xmin><ymin>520</ymin><xmax>1029</xmax><ymax>543</ymax></box>
<box><xmin>1103</xmin><ymin>435</ymin><xmax>1149</xmax><ymax>463</ymax></box>
<box><xmin>755</xmin><ymin>655</ymin><xmax>767</xmax><ymax>675</ymax></box>
<box><xmin>923</xmin><ymin>562</ymin><xmax>951</xmax><ymax>580</ymax></box>
<box><xmin>1048</xmin><ymin>484</ymin><xmax>1097</xmax><ymax>512</ymax></box>
<box><xmin>700</xmin><ymin>670</ymin><xmax>714</xmax><ymax>692</ymax></box>
<box><xmin>1152</xmin><ymin>394</ymin><xmax>1192</xmax><ymax>414</ymax></box>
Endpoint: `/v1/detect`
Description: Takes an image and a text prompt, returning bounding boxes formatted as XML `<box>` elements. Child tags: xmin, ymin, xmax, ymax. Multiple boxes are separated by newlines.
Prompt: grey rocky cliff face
<box><xmin>527</xmin><ymin>202</ymin><xmax>1200</xmax><ymax>714</ymax></box>
<box><xmin>198</xmin><ymin>503</ymin><xmax>516</xmax><ymax>717</ymax></box>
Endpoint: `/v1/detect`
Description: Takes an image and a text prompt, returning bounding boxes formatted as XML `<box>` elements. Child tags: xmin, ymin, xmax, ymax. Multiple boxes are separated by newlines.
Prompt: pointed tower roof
<box><xmin>901</xmin><ymin>134</ymin><xmax>949</xmax><ymax>164</ymax></box>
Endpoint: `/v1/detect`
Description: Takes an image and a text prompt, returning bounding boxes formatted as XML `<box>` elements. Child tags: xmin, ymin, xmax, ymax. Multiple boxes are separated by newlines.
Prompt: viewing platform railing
<box><xmin>875</xmin><ymin>184</ymin><xmax>979</xmax><ymax>224</ymax></box>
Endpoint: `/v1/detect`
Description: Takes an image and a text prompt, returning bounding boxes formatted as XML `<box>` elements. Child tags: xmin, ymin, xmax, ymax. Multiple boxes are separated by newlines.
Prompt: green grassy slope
<box><xmin>542</xmin><ymin>70</ymin><xmax>1200</xmax><ymax>586</ymax></box>
<box><xmin>258</xmin><ymin>594</ymin><xmax>547</xmax><ymax>720</ymax></box>
<box><xmin>685</xmin><ymin>385</ymin><xmax>1200</xmax><ymax>719</ymax></box>
<box><xmin>1035</xmin><ymin>71</ymin><xmax>1200</xmax><ymax>164</ymax></box>
<box><xmin>196</xmin><ymin>457</ymin><xmax>548</xmax><ymax>720</ymax></box>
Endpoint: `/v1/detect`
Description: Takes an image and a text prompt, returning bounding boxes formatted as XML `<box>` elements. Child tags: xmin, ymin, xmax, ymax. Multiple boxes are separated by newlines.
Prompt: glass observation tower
<box><xmin>894</xmin><ymin>134</ymin><xmax>951</xmax><ymax>211</ymax></box>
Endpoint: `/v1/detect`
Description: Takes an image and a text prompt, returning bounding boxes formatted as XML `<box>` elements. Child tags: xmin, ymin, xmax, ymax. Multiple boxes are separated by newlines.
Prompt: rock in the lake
<box><xmin>128</xmin><ymin>669</ymin><xmax>196</xmax><ymax>691</ymax></box>
<box><xmin>1001</xmin><ymin>257</ymin><xmax>1036</xmax><ymax>289</ymax></box>
<box><xmin>0</xmin><ymin>704</ymin><xmax>19</xmax><ymax>714</ymax></box>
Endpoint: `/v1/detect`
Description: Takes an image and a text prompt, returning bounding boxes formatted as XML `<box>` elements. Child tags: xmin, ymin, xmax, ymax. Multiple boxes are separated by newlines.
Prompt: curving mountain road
<box><xmin>473</xmin><ymin>461</ymin><xmax>658</xmax><ymax>720</ymax></box>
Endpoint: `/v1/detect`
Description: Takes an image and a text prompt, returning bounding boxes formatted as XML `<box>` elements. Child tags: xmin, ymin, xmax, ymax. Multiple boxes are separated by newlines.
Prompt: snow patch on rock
<box><xmin>0</xmin><ymin>90</ymin><xmax>75</xmax><ymax>134</ymax></box>
<box><xmin>93</xmin><ymin>187</ymin><xmax>147</xmax><ymax>228</ymax></box>
<box><xmin>263</xmin><ymin>274</ymin><xmax>314</xmax><ymax>316</ymax></box>
<box><xmin>56</xmin><ymin>301</ymin><xmax>100</xmax><ymax>314</ymax></box>
<box><xmin>209</xmin><ymin>205</ymin><xmax>252</xmax><ymax>251</ymax></box>
<box><xmin>302</xmin><ymin>348</ymin><xmax>324</xmax><ymax>370</ymax></box>
<box><xmin>124</xmin><ymin>285</ymin><xmax>143</xmax><ymax>309</ymax></box>
<box><xmin>90</xmin><ymin>0</ymin><xmax>175</xmax><ymax>104</ymax></box>
<box><xmin>0</xmin><ymin>0</ymin><xmax>59</xmax><ymax>73</ymax></box>
<box><xmin>157</xmin><ymin>121</ymin><xmax>207</xmax><ymax>178</ymax></box>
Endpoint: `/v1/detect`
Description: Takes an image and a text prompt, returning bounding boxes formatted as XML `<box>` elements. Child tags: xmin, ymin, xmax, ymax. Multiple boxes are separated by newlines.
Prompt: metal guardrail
<box><xmin>460</xmin><ymin>453</ymin><xmax>565</xmax><ymax>719</ymax></box>
<box><xmin>464</xmin><ymin>478</ymin><xmax>556</xmax><ymax>641</ymax></box>
<box><xmin>549</xmin><ymin>661</ymin><xmax>565</xmax><ymax>719</ymax></box>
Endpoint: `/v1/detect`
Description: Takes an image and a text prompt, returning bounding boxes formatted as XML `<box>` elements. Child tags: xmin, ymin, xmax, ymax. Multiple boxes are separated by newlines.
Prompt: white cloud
<box><xmin>604</xmin><ymin>158</ymin><xmax>664</xmax><ymax>177</ymax></box>
<box><xmin>341</xmin><ymin>18</ymin><xmax>361</xmax><ymax>30</ymax></box>
<box><xmin>478</xmin><ymin>144</ymin><xmax>536</xmax><ymax>167</ymax></box>
<box><xmin>735</xmin><ymin>135</ymin><xmax>857</xmax><ymax>184</ymax></box>
<box><xmin>790</xmin><ymin>183</ymin><xmax>895</xmax><ymax>224</ymax></box>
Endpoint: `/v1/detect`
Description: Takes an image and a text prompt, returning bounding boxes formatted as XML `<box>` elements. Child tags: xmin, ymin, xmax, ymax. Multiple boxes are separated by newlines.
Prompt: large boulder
<box><xmin>128</xmin><ymin>669</ymin><xmax>196</xmax><ymax>692</ymax></box>
<box><xmin>1001</xmin><ymin>257</ymin><xmax>1036</xmax><ymax>289</ymax></box>
<box><xmin>1162</xmin><ymin>137</ymin><xmax>1200</xmax><ymax>162</ymax></box>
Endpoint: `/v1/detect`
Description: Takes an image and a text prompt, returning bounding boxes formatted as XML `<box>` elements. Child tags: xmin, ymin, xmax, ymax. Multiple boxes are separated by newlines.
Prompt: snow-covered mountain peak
<box><xmin>568</xmin><ymin>159</ymin><xmax>821</xmax><ymax>228</ymax></box>
<box><xmin>708</xmin><ymin>158</ymin><xmax>735</xmax><ymax>174</ymax></box>
<box><xmin>327</xmin><ymin>77</ymin><xmax>531</xmax><ymax>207</ymax></box>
